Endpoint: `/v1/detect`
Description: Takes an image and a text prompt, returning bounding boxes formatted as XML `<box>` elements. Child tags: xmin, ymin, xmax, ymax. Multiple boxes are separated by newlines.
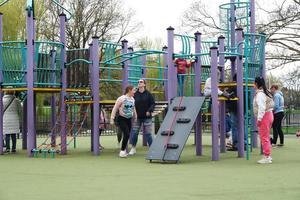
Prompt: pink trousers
<box><xmin>258</xmin><ymin>111</ymin><xmax>274</xmax><ymax>156</ymax></box>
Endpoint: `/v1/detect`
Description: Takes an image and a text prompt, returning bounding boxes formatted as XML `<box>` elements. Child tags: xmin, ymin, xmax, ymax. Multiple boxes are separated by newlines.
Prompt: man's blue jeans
<box><xmin>130</xmin><ymin>118</ymin><xmax>153</xmax><ymax>147</ymax></box>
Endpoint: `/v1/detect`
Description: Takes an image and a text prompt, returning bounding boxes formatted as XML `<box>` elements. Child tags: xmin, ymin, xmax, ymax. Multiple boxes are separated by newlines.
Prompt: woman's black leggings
<box><xmin>272</xmin><ymin>112</ymin><xmax>285</xmax><ymax>145</ymax></box>
<box><xmin>118</xmin><ymin>116</ymin><xmax>132</xmax><ymax>151</ymax></box>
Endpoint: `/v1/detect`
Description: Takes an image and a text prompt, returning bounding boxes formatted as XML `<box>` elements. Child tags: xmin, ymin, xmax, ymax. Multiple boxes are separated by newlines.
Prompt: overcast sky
<box><xmin>124</xmin><ymin>0</ymin><xmax>229</xmax><ymax>44</ymax></box>
<box><xmin>123</xmin><ymin>0</ymin><xmax>290</xmax><ymax>75</ymax></box>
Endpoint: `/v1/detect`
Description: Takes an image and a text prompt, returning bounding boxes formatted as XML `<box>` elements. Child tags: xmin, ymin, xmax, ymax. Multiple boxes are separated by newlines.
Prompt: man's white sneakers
<box><xmin>128</xmin><ymin>147</ymin><xmax>136</xmax><ymax>155</ymax></box>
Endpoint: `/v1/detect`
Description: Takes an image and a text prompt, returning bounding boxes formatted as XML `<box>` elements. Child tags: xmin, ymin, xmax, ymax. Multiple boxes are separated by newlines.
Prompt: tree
<box><xmin>0</xmin><ymin>0</ymin><xmax>26</xmax><ymax>40</ymax></box>
<box><xmin>0</xmin><ymin>0</ymin><xmax>47</xmax><ymax>41</ymax></box>
<box><xmin>181</xmin><ymin>0</ymin><xmax>300</xmax><ymax>69</ymax></box>
<box><xmin>38</xmin><ymin>0</ymin><xmax>142</xmax><ymax>48</ymax></box>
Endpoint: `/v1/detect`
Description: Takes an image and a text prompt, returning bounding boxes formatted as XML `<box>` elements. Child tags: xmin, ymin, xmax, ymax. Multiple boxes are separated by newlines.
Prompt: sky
<box><xmin>124</xmin><ymin>0</ymin><xmax>226</xmax><ymax>45</ymax></box>
<box><xmin>122</xmin><ymin>0</ymin><xmax>292</xmax><ymax>76</ymax></box>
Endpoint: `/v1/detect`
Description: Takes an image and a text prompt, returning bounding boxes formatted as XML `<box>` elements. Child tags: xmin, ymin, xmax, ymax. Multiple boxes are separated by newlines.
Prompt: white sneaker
<box><xmin>119</xmin><ymin>150</ymin><xmax>128</xmax><ymax>158</ymax></box>
<box><xmin>129</xmin><ymin>147</ymin><xmax>136</xmax><ymax>155</ymax></box>
<box><xmin>257</xmin><ymin>156</ymin><xmax>272</xmax><ymax>164</ymax></box>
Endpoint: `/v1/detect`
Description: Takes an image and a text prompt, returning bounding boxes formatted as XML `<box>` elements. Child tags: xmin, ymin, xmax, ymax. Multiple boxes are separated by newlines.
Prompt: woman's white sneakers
<box><xmin>257</xmin><ymin>156</ymin><xmax>272</xmax><ymax>164</ymax></box>
<box><xmin>119</xmin><ymin>150</ymin><xmax>128</xmax><ymax>158</ymax></box>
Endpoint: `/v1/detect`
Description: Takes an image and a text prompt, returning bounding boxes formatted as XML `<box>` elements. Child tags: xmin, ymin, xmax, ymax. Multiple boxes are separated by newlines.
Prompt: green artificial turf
<box><xmin>0</xmin><ymin>135</ymin><xmax>300</xmax><ymax>200</ymax></box>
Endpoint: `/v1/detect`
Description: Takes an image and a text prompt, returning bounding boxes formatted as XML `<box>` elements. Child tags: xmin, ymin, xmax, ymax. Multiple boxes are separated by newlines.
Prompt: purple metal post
<box><xmin>0</xmin><ymin>12</ymin><xmax>3</xmax><ymax>155</ymax></box>
<box><xmin>218</xmin><ymin>35</ymin><xmax>226</xmax><ymax>153</ymax></box>
<box><xmin>91</xmin><ymin>36</ymin><xmax>100</xmax><ymax>155</ymax></box>
<box><xmin>50</xmin><ymin>50</ymin><xmax>57</xmax><ymax>146</ymax></box>
<box><xmin>88</xmin><ymin>43</ymin><xmax>94</xmax><ymax>151</ymax></box>
<box><xmin>194</xmin><ymin>31</ymin><xmax>202</xmax><ymax>156</ymax></box>
<box><xmin>121</xmin><ymin>40</ymin><xmax>128</xmax><ymax>93</ymax></box>
<box><xmin>127</xmin><ymin>47</ymin><xmax>133</xmax><ymax>85</ymax></box>
<box><xmin>210</xmin><ymin>46</ymin><xmax>219</xmax><ymax>161</ymax></box>
<box><xmin>162</xmin><ymin>46</ymin><xmax>168</xmax><ymax>101</ymax></box>
<box><xmin>236</xmin><ymin>28</ymin><xmax>245</xmax><ymax>158</ymax></box>
<box><xmin>26</xmin><ymin>8</ymin><xmax>35</xmax><ymax>156</ymax></box>
<box><xmin>167</xmin><ymin>27</ymin><xmax>176</xmax><ymax>102</ymax></box>
<box><xmin>260</xmin><ymin>33</ymin><xmax>266</xmax><ymax>79</ymax></box>
<box><xmin>59</xmin><ymin>13</ymin><xmax>67</xmax><ymax>154</ymax></box>
<box><xmin>230</xmin><ymin>0</ymin><xmax>236</xmax><ymax>79</ymax></box>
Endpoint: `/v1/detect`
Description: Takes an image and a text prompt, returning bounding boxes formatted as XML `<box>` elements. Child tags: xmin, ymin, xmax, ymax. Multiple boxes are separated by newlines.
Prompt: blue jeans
<box><xmin>130</xmin><ymin>118</ymin><xmax>153</xmax><ymax>147</ymax></box>
<box><xmin>230</xmin><ymin>112</ymin><xmax>247</xmax><ymax>146</ymax></box>
<box><xmin>230</xmin><ymin>112</ymin><xmax>238</xmax><ymax>146</ymax></box>
<box><xmin>177</xmin><ymin>74</ymin><xmax>185</xmax><ymax>96</ymax></box>
<box><xmin>5</xmin><ymin>134</ymin><xmax>17</xmax><ymax>150</ymax></box>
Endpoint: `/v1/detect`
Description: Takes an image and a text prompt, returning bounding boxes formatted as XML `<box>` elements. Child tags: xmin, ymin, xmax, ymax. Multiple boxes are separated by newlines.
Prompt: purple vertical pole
<box><xmin>230</xmin><ymin>0</ymin><xmax>236</xmax><ymax>79</ymax></box>
<box><xmin>122</xmin><ymin>40</ymin><xmax>128</xmax><ymax>93</ymax></box>
<box><xmin>219</xmin><ymin>35</ymin><xmax>226</xmax><ymax>153</ymax></box>
<box><xmin>210</xmin><ymin>46</ymin><xmax>219</xmax><ymax>161</ymax></box>
<box><xmin>59</xmin><ymin>13</ymin><xmax>67</xmax><ymax>154</ymax></box>
<box><xmin>167</xmin><ymin>27</ymin><xmax>176</xmax><ymax>102</ymax></box>
<box><xmin>194</xmin><ymin>31</ymin><xmax>202</xmax><ymax>156</ymax></box>
<box><xmin>88</xmin><ymin>44</ymin><xmax>94</xmax><ymax>152</ymax></box>
<box><xmin>50</xmin><ymin>50</ymin><xmax>56</xmax><ymax>146</ymax></box>
<box><xmin>250</xmin><ymin>0</ymin><xmax>255</xmax><ymax>34</ymax></box>
<box><xmin>162</xmin><ymin>46</ymin><xmax>168</xmax><ymax>101</ymax></box>
<box><xmin>236</xmin><ymin>28</ymin><xmax>245</xmax><ymax>158</ymax></box>
<box><xmin>91</xmin><ymin>37</ymin><xmax>100</xmax><ymax>155</ymax></box>
<box><xmin>0</xmin><ymin>12</ymin><xmax>3</xmax><ymax>155</ymax></box>
<box><xmin>127</xmin><ymin>47</ymin><xmax>133</xmax><ymax>85</ymax></box>
<box><xmin>26</xmin><ymin>8</ymin><xmax>35</xmax><ymax>157</ymax></box>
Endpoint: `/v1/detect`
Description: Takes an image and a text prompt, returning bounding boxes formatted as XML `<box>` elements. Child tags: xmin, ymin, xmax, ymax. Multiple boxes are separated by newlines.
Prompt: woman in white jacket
<box><xmin>3</xmin><ymin>90</ymin><xmax>22</xmax><ymax>153</ymax></box>
<box><xmin>253</xmin><ymin>77</ymin><xmax>274</xmax><ymax>164</ymax></box>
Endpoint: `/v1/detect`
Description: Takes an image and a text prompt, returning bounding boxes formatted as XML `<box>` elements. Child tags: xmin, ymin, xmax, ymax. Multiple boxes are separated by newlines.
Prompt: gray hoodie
<box><xmin>273</xmin><ymin>91</ymin><xmax>284</xmax><ymax>114</ymax></box>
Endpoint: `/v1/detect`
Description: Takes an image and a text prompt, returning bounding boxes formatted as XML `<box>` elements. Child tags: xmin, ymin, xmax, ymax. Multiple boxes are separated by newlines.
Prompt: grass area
<box><xmin>0</xmin><ymin>135</ymin><xmax>300</xmax><ymax>200</ymax></box>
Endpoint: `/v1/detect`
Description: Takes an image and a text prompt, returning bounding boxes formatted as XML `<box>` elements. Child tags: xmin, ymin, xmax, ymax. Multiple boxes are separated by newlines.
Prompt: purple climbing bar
<box><xmin>59</xmin><ymin>13</ymin><xmax>67</xmax><ymax>155</ymax></box>
<box><xmin>162</xmin><ymin>46</ymin><xmax>168</xmax><ymax>101</ymax></box>
<box><xmin>210</xmin><ymin>46</ymin><xmax>219</xmax><ymax>161</ymax></box>
<box><xmin>26</xmin><ymin>7</ymin><xmax>35</xmax><ymax>157</ymax></box>
<box><xmin>91</xmin><ymin>36</ymin><xmax>100</xmax><ymax>155</ymax></box>
<box><xmin>0</xmin><ymin>12</ymin><xmax>3</xmax><ymax>155</ymax></box>
<box><xmin>194</xmin><ymin>31</ymin><xmax>202</xmax><ymax>156</ymax></box>
<box><xmin>167</xmin><ymin>27</ymin><xmax>176</xmax><ymax>102</ymax></box>
<box><xmin>50</xmin><ymin>50</ymin><xmax>57</xmax><ymax>146</ymax></box>
<box><xmin>122</xmin><ymin>40</ymin><xmax>128</xmax><ymax>93</ymax></box>
<box><xmin>218</xmin><ymin>35</ymin><xmax>226</xmax><ymax>153</ymax></box>
<box><xmin>236</xmin><ymin>28</ymin><xmax>245</xmax><ymax>158</ymax></box>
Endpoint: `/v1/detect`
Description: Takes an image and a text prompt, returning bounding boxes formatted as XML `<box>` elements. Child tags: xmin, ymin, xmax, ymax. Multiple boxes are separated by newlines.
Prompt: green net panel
<box><xmin>244</xmin><ymin>33</ymin><xmax>266</xmax><ymax>82</ymax></box>
<box><xmin>99</xmin><ymin>41</ymin><xmax>123</xmax><ymax>99</ymax></box>
<box><xmin>0</xmin><ymin>41</ymin><xmax>27</xmax><ymax>87</ymax></box>
<box><xmin>219</xmin><ymin>1</ymin><xmax>250</xmax><ymax>51</ymax></box>
<box><xmin>34</xmin><ymin>41</ymin><xmax>64</xmax><ymax>88</ymax></box>
<box><xmin>201</xmin><ymin>40</ymin><xmax>218</xmax><ymax>66</ymax></box>
<box><xmin>99</xmin><ymin>41</ymin><xmax>123</xmax><ymax>83</ymax></box>
<box><xmin>128</xmin><ymin>55</ymin><xmax>143</xmax><ymax>86</ymax></box>
<box><xmin>174</xmin><ymin>34</ymin><xmax>195</xmax><ymax>59</ymax></box>
<box><xmin>66</xmin><ymin>48</ymin><xmax>91</xmax><ymax>88</ymax></box>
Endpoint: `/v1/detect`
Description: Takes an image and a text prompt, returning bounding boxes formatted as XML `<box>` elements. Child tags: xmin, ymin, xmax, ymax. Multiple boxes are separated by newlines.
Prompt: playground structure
<box><xmin>0</xmin><ymin>0</ymin><xmax>266</xmax><ymax>161</ymax></box>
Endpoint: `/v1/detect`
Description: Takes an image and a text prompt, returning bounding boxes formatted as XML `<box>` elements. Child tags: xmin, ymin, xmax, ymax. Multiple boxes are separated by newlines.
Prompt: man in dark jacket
<box><xmin>129</xmin><ymin>79</ymin><xmax>155</xmax><ymax>155</ymax></box>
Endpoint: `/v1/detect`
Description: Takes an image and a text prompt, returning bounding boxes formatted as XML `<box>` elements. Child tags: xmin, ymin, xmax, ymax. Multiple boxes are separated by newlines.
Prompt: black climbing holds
<box><xmin>176</xmin><ymin>118</ymin><xmax>191</xmax><ymax>123</ymax></box>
